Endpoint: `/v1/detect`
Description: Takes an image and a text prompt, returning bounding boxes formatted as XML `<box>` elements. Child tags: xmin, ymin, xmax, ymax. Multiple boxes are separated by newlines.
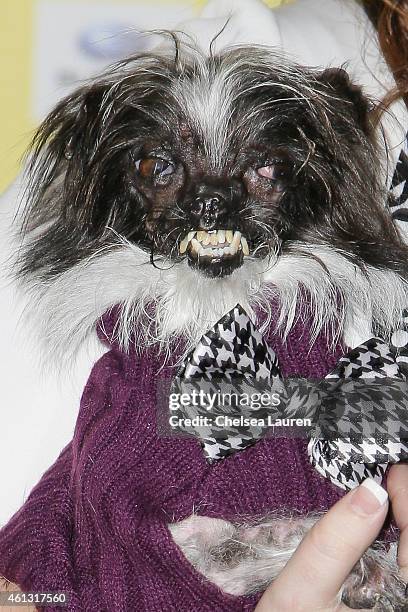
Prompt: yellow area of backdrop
<box><xmin>1</xmin><ymin>1</ymin><xmax>34</xmax><ymax>195</ymax></box>
<box><xmin>0</xmin><ymin>0</ymin><xmax>290</xmax><ymax>195</ymax></box>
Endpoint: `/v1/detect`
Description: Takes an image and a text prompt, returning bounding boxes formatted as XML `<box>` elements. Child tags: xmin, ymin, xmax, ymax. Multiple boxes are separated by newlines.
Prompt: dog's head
<box><xmin>18</xmin><ymin>39</ymin><xmax>408</xmax><ymax>354</ymax></box>
<box><xmin>21</xmin><ymin>41</ymin><xmax>404</xmax><ymax>278</ymax></box>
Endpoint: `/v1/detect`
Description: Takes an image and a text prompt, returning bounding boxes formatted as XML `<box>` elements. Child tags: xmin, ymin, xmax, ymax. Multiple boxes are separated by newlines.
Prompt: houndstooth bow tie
<box><xmin>170</xmin><ymin>304</ymin><xmax>408</xmax><ymax>490</ymax></box>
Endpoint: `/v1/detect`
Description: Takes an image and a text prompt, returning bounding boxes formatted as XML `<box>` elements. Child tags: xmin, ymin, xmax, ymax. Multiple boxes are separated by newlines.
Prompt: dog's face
<box><xmin>21</xmin><ymin>42</ymin><xmax>406</xmax><ymax>284</ymax></box>
<box><xmin>132</xmin><ymin>127</ymin><xmax>293</xmax><ymax>278</ymax></box>
<box><xmin>131</xmin><ymin>125</ymin><xmax>291</xmax><ymax>278</ymax></box>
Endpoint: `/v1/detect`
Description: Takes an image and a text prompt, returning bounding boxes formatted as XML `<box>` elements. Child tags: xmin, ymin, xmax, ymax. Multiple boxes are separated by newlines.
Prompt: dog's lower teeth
<box><xmin>190</xmin><ymin>238</ymin><xmax>201</xmax><ymax>254</ymax></box>
<box><xmin>178</xmin><ymin>229</ymin><xmax>250</xmax><ymax>258</ymax></box>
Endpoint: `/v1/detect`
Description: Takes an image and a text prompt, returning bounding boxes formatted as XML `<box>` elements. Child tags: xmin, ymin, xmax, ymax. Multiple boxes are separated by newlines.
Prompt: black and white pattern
<box><xmin>327</xmin><ymin>337</ymin><xmax>401</xmax><ymax>380</ymax></box>
<box><xmin>171</xmin><ymin>305</ymin><xmax>408</xmax><ymax>489</ymax></box>
<box><xmin>309</xmin><ymin>337</ymin><xmax>408</xmax><ymax>490</ymax></box>
<box><xmin>389</xmin><ymin>132</ymin><xmax>408</xmax><ymax>227</ymax></box>
<box><xmin>171</xmin><ymin>305</ymin><xmax>287</xmax><ymax>460</ymax></box>
<box><xmin>179</xmin><ymin>304</ymin><xmax>280</xmax><ymax>383</ymax></box>
<box><xmin>391</xmin><ymin>308</ymin><xmax>408</xmax><ymax>377</ymax></box>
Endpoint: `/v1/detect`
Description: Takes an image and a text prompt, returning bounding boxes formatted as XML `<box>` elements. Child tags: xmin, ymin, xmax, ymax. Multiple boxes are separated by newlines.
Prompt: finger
<box><xmin>255</xmin><ymin>479</ymin><xmax>388</xmax><ymax>612</ymax></box>
<box><xmin>387</xmin><ymin>463</ymin><xmax>408</xmax><ymax>581</ymax></box>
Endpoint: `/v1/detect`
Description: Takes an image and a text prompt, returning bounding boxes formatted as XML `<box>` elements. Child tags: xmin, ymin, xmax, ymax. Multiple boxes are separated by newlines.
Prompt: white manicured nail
<box><xmin>350</xmin><ymin>478</ymin><xmax>388</xmax><ymax>516</ymax></box>
<box><xmin>361</xmin><ymin>478</ymin><xmax>388</xmax><ymax>505</ymax></box>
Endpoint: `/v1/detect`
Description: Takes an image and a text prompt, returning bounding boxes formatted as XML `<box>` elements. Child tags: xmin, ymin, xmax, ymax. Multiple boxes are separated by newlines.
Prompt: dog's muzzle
<box><xmin>179</xmin><ymin>229</ymin><xmax>249</xmax><ymax>277</ymax></box>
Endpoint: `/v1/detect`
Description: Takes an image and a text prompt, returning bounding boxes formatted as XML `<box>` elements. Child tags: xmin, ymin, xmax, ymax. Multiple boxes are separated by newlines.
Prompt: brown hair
<box><xmin>360</xmin><ymin>0</ymin><xmax>408</xmax><ymax>107</ymax></box>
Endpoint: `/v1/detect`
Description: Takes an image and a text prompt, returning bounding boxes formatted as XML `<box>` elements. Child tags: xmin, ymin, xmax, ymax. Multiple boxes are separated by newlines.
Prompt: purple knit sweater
<box><xmin>0</xmin><ymin>306</ymin><xmax>378</xmax><ymax>611</ymax></box>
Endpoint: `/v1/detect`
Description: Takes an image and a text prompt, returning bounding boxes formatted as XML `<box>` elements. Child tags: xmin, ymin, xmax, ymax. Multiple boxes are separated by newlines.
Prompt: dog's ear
<box><xmin>56</xmin><ymin>85</ymin><xmax>108</xmax><ymax>163</ymax></box>
<box><xmin>317</xmin><ymin>67</ymin><xmax>373</xmax><ymax>135</ymax></box>
<box><xmin>24</xmin><ymin>52</ymin><xmax>174</xmax><ymax>237</ymax></box>
<box><xmin>26</xmin><ymin>80</ymin><xmax>112</xmax><ymax>229</ymax></box>
<box><xmin>33</xmin><ymin>80</ymin><xmax>110</xmax><ymax>165</ymax></box>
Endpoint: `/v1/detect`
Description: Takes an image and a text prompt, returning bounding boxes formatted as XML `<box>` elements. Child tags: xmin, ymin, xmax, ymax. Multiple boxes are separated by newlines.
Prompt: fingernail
<box><xmin>350</xmin><ymin>478</ymin><xmax>388</xmax><ymax>516</ymax></box>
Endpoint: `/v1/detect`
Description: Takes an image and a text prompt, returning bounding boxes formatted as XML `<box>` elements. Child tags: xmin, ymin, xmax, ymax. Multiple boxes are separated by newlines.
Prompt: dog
<box><xmin>16</xmin><ymin>36</ymin><xmax>408</xmax><ymax>609</ymax></box>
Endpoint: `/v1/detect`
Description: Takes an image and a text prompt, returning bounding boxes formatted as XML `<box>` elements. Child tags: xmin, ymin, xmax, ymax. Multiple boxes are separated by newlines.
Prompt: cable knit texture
<box><xmin>0</xmin><ymin>304</ymin><xmax>395</xmax><ymax>611</ymax></box>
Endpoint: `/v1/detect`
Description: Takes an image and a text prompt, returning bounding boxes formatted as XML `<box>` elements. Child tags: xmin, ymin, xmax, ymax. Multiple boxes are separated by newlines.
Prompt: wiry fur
<box><xmin>169</xmin><ymin>514</ymin><xmax>406</xmax><ymax>610</ymax></box>
<box><xmin>21</xmin><ymin>237</ymin><xmax>408</xmax><ymax>365</ymax></box>
<box><xmin>16</xmin><ymin>36</ymin><xmax>408</xmax><ymax>361</ymax></box>
<box><xmin>18</xmin><ymin>38</ymin><xmax>408</xmax><ymax>284</ymax></box>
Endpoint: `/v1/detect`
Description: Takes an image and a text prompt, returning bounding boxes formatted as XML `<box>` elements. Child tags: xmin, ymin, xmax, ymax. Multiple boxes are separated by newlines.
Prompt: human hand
<box><xmin>255</xmin><ymin>477</ymin><xmax>390</xmax><ymax>611</ymax></box>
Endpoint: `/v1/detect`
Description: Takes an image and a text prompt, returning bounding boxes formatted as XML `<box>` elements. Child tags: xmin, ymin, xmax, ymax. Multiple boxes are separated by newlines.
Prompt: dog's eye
<box><xmin>257</xmin><ymin>163</ymin><xmax>286</xmax><ymax>181</ymax></box>
<box><xmin>256</xmin><ymin>162</ymin><xmax>290</xmax><ymax>193</ymax></box>
<box><xmin>136</xmin><ymin>158</ymin><xmax>175</xmax><ymax>179</ymax></box>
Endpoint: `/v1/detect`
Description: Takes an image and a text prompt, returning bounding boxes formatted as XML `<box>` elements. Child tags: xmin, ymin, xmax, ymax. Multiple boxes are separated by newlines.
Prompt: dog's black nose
<box><xmin>191</xmin><ymin>193</ymin><xmax>227</xmax><ymax>223</ymax></box>
<box><xmin>190</xmin><ymin>184</ymin><xmax>235</xmax><ymax>229</ymax></box>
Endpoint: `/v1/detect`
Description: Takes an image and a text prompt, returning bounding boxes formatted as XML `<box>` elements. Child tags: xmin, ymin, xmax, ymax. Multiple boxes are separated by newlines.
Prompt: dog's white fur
<box><xmin>21</xmin><ymin>236</ymin><xmax>408</xmax><ymax>365</ymax></box>
<box><xmin>171</xmin><ymin>44</ymin><xmax>330</xmax><ymax>171</ymax></box>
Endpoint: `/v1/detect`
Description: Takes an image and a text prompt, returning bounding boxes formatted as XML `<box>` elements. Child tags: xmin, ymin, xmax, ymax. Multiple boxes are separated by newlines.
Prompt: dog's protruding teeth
<box><xmin>179</xmin><ymin>235</ymin><xmax>190</xmax><ymax>254</ymax></box>
<box><xmin>241</xmin><ymin>236</ymin><xmax>249</xmax><ymax>256</ymax></box>
<box><xmin>191</xmin><ymin>238</ymin><xmax>201</xmax><ymax>253</ymax></box>
<box><xmin>218</xmin><ymin>230</ymin><xmax>225</xmax><ymax>244</ymax></box>
<box><xmin>231</xmin><ymin>231</ymin><xmax>241</xmax><ymax>252</ymax></box>
<box><xmin>202</xmin><ymin>232</ymin><xmax>211</xmax><ymax>245</ymax></box>
<box><xmin>183</xmin><ymin>228</ymin><xmax>249</xmax><ymax>262</ymax></box>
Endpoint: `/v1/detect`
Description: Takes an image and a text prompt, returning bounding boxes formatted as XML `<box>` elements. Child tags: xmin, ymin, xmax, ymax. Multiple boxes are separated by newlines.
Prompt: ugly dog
<box><xmin>15</xmin><ymin>39</ymin><xmax>408</xmax><ymax>609</ymax></box>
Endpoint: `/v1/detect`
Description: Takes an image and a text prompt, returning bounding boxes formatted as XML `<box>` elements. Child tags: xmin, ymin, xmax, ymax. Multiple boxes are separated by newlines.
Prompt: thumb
<box><xmin>256</xmin><ymin>478</ymin><xmax>388</xmax><ymax>611</ymax></box>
